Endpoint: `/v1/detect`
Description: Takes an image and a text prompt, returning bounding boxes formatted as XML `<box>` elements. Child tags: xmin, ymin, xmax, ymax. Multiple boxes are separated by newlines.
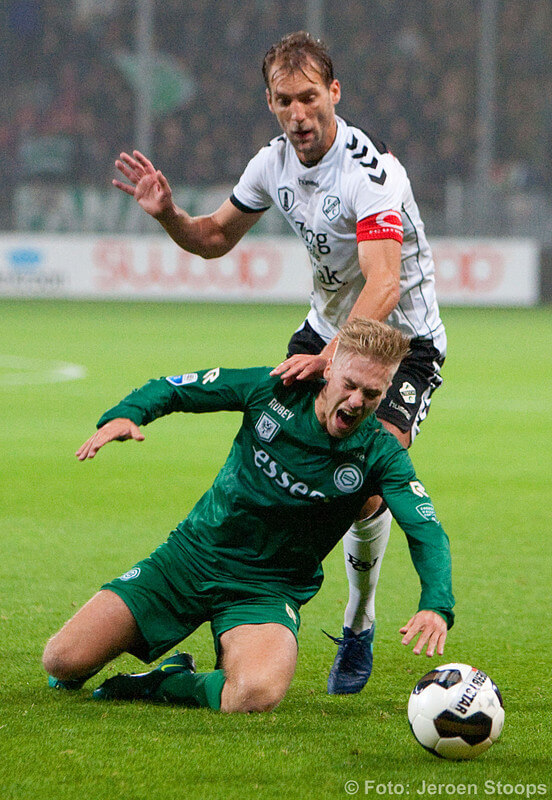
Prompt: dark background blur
<box><xmin>2</xmin><ymin>0</ymin><xmax>550</xmax><ymax>242</ymax></box>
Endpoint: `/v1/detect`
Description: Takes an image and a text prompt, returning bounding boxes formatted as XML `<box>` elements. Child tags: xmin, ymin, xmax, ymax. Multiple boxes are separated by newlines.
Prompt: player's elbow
<box><xmin>198</xmin><ymin>242</ymin><xmax>233</xmax><ymax>260</ymax></box>
<box><xmin>193</xmin><ymin>230</ymin><xmax>236</xmax><ymax>260</ymax></box>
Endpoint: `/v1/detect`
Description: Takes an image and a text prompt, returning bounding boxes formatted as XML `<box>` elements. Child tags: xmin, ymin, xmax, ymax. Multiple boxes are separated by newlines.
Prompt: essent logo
<box><xmin>252</xmin><ymin>445</ymin><xmax>325</xmax><ymax>500</ymax></box>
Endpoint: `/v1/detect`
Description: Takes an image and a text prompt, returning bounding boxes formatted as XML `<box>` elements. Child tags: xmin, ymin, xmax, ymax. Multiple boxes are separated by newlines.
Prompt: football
<box><xmin>408</xmin><ymin>663</ymin><xmax>504</xmax><ymax>760</ymax></box>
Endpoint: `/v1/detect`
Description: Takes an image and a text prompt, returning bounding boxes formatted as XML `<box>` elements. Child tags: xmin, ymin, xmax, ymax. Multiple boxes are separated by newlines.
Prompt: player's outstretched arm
<box><xmin>399</xmin><ymin>610</ymin><xmax>448</xmax><ymax>657</ymax></box>
<box><xmin>113</xmin><ymin>150</ymin><xmax>263</xmax><ymax>258</ymax></box>
<box><xmin>76</xmin><ymin>418</ymin><xmax>145</xmax><ymax>461</ymax></box>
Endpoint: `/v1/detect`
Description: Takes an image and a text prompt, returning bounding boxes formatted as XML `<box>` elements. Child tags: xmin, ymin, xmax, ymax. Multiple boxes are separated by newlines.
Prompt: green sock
<box><xmin>152</xmin><ymin>669</ymin><xmax>226</xmax><ymax>710</ymax></box>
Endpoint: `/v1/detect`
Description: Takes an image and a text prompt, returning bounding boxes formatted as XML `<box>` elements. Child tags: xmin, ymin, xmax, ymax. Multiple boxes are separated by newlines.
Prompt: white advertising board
<box><xmin>0</xmin><ymin>234</ymin><xmax>539</xmax><ymax>305</ymax></box>
<box><xmin>432</xmin><ymin>238</ymin><xmax>539</xmax><ymax>305</ymax></box>
<box><xmin>0</xmin><ymin>235</ymin><xmax>312</xmax><ymax>302</ymax></box>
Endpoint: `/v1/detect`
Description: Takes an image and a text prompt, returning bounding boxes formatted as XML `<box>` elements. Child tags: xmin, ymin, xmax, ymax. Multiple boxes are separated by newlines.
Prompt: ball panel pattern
<box><xmin>407</xmin><ymin>662</ymin><xmax>504</xmax><ymax>761</ymax></box>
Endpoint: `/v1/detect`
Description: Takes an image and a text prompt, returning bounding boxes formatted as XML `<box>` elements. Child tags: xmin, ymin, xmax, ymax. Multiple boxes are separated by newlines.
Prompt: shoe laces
<box><xmin>323</xmin><ymin>629</ymin><xmax>371</xmax><ymax>669</ymax></box>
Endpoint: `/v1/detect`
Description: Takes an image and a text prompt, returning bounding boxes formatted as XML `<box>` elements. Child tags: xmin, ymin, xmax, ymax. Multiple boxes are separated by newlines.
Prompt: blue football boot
<box><xmin>326</xmin><ymin>624</ymin><xmax>375</xmax><ymax>694</ymax></box>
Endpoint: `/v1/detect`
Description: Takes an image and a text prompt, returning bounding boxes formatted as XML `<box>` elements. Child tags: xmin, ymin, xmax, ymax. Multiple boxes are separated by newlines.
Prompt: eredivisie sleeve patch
<box><xmin>357</xmin><ymin>211</ymin><xmax>403</xmax><ymax>244</ymax></box>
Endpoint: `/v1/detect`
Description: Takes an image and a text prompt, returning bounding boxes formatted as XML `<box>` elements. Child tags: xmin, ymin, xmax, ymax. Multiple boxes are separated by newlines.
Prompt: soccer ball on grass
<box><xmin>407</xmin><ymin>663</ymin><xmax>504</xmax><ymax>760</ymax></box>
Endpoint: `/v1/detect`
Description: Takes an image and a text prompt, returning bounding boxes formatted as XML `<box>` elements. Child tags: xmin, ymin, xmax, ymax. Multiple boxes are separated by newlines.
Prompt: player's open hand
<box><xmin>270</xmin><ymin>354</ymin><xmax>328</xmax><ymax>386</ymax></box>
<box><xmin>400</xmin><ymin>610</ymin><xmax>447</xmax><ymax>657</ymax></box>
<box><xmin>76</xmin><ymin>418</ymin><xmax>145</xmax><ymax>461</ymax></box>
<box><xmin>113</xmin><ymin>150</ymin><xmax>174</xmax><ymax>220</ymax></box>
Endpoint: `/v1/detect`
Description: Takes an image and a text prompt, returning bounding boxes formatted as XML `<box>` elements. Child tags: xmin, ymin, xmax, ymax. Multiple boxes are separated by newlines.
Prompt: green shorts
<box><xmin>101</xmin><ymin>531</ymin><xmax>301</xmax><ymax>663</ymax></box>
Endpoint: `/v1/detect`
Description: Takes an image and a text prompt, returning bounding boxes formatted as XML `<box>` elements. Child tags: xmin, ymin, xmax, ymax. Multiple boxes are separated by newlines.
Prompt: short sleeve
<box><xmin>231</xmin><ymin>147</ymin><xmax>274</xmax><ymax>212</ymax></box>
<box><xmin>349</xmin><ymin>152</ymin><xmax>407</xmax><ymax>227</ymax></box>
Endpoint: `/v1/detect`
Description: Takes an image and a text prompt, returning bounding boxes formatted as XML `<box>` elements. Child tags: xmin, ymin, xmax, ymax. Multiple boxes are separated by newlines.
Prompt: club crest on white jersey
<box><xmin>322</xmin><ymin>195</ymin><xmax>341</xmax><ymax>221</ymax></box>
<box><xmin>278</xmin><ymin>187</ymin><xmax>295</xmax><ymax>212</ymax></box>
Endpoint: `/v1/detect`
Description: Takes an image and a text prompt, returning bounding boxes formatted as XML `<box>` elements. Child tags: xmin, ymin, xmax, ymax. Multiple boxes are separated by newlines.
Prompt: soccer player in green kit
<box><xmin>43</xmin><ymin>319</ymin><xmax>453</xmax><ymax>713</ymax></box>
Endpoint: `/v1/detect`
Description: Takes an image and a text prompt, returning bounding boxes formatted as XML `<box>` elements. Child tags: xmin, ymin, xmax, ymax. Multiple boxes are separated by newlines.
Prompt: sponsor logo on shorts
<box><xmin>416</xmin><ymin>502</ymin><xmax>440</xmax><ymax>524</ymax></box>
<box><xmin>322</xmin><ymin>194</ymin><xmax>341</xmax><ymax>221</ymax></box>
<box><xmin>399</xmin><ymin>381</ymin><xmax>417</xmax><ymax>404</ymax></box>
<box><xmin>278</xmin><ymin>187</ymin><xmax>295</xmax><ymax>212</ymax></box>
<box><xmin>389</xmin><ymin>398</ymin><xmax>412</xmax><ymax>421</ymax></box>
<box><xmin>120</xmin><ymin>567</ymin><xmax>141</xmax><ymax>581</ymax></box>
<box><xmin>167</xmin><ymin>373</ymin><xmax>198</xmax><ymax>386</ymax></box>
<box><xmin>286</xmin><ymin>603</ymin><xmax>297</xmax><ymax>624</ymax></box>
<box><xmin>255</xmin><ymin>412</ymin><xmax>281</xmax><ymax>442</ymax></box>
<box><xmin>334</xmin><ymin>463</ymin><xmax>364</xmax><ymax>493</ymax></box>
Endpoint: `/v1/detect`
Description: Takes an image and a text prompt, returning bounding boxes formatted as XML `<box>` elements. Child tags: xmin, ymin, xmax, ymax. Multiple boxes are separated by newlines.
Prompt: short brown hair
<box><xmin>262</xmin><ymin>31</ymin><xmax>334</xmax><ymax>90</ymax></box>
<box><xmin>335</xmin><ymin>318</ymin><xmax>411</xmax><ymax>366</ymax></box>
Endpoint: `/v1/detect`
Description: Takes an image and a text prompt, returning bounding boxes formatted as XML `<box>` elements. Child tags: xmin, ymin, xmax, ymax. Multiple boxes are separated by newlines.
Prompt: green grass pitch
<box><xmin>0</xmin><ymin>300</ymin><xmax>550</xmax><ymax>800</ymax></box>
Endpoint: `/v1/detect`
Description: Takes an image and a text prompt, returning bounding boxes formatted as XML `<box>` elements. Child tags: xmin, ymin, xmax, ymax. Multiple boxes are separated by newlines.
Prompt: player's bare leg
<box><xmin>328</xmin><ymin>421</ymin><xmax>411</xmax><ymax>694</ymax></box>
<box><xmin>218</xmin><ymin>623</ymin><xmax>298</xmax><ymax>713</ymax></box>
<box><xmin>43</xmin><ymin>590</ymin><xmax>141</xmax><ymax>683</ymax></box>
<box><xmin>92</xmin><ymin>622</ymin><xmax>297</xmax><ymax>713</ymax></box>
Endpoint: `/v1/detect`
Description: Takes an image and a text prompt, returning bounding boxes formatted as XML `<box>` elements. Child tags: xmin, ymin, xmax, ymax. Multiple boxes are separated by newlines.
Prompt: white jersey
<box><xmin>231</xmin><ymin>115</ymin><xmax>446</xmax><ymax>356</ymax></box>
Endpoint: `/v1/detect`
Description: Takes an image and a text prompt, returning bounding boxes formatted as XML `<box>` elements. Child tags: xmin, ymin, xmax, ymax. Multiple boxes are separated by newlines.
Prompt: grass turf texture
<box><xmin>0</xmin><ymin>300</ymin><xmax>550</xmax><ymax>800</ymax></box>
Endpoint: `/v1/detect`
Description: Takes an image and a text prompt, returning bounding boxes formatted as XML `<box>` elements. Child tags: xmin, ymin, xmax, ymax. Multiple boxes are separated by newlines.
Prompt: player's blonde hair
<box><xmin>335</xmin><ymin>318</ymin><xmax>411</xmax><ymax>366</ymax></box>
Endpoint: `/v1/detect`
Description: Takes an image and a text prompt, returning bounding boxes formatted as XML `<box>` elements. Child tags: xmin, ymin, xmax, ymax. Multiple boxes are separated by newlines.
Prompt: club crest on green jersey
<box><xmin>255</xmin><ymin>412</ymin><xmax>281</xmax><ymax>442</ymax></box>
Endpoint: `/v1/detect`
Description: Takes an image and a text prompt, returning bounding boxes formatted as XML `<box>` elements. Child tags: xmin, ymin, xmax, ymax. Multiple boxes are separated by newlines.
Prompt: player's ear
<box><xmin>330</xmin><ymin>79</ymin><xmax>341</xmax><ymax>106</ymax></box>
<box><xmin>323</xmin><ymin>358</ymin><xmax>333</xmax><ymax>381</ymax></box>
<box><xmin>266</xmin><ymin>88</ymin><xmax>275</xmax><ymax>113</ymax></box>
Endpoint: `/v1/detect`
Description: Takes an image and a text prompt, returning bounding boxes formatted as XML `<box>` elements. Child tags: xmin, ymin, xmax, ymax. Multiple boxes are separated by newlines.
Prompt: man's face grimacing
<box><xmin>266</xmin><ymin>59</ymin><xmax>341</xmax><ymax>165</ymax></box>
<box><xmin>315</xmin><ymin>351</ymin><xmax>397</xmax><ymax>439</ymax></box>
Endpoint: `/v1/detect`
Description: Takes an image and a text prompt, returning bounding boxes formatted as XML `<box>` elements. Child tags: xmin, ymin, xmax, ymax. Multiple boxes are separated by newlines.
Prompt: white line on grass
<box><xmin>0</xmin><ymin>355</ymin><xmax>87</xmax><ymax>386</ymax></box>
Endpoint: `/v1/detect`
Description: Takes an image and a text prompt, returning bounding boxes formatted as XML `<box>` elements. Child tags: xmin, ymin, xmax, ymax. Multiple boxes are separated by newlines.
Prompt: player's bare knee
<box><xmin>226</xmin><ymin>675</ymin><xmax>286</xmax><ymax>713</ymax></box>
<box><xmin>245</xmin><ymin>684</ymin><xmax>284</xmax><ymax>713</ymax></box>
<box><xmin>42</xmin><ymin>636</ymin><xmax>88</xmax><ymax>679</ymax></box>
<box><xmin>42</xmin><ymin>636</ymin><xmax>72</xmax><ymax>680</ymax></box>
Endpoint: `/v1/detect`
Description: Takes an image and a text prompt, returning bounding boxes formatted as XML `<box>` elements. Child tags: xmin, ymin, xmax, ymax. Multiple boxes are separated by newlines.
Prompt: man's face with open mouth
<box><xmin>315</xmin><ymin>351</ymin><xmax>396</xmax><ymax>439</ymax></box>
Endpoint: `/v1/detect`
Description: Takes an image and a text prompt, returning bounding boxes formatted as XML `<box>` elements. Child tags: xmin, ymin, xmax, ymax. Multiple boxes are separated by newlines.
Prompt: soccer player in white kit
<box><xmin>112</xmin><ymin>31</ymin><xmax>447</xmax><ymax>695</ymax></box>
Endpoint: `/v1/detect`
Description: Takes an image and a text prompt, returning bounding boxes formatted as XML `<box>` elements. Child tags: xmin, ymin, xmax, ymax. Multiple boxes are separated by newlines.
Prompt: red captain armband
<box><xmin>357</xmin><ymin>211</ymin><xmax>404</xmax><ymax>244</ymax></box>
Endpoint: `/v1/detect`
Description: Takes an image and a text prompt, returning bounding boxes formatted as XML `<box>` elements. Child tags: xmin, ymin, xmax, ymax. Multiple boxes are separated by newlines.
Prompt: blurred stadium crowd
<box><xmin>1</xmin><ymin>0</ymin><xmax>550</xmax><ymax>231</ymax></box>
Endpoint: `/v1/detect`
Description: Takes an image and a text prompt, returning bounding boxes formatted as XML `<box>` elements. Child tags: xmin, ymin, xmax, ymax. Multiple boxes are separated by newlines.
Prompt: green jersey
<box><xmin>98</xmin><ymin>367</ymin><xmax>454</xmax><ymax>626</ymax></box>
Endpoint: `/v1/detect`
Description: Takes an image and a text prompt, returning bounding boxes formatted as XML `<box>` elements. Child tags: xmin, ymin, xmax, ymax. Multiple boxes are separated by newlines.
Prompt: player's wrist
<box><xmin>155</xmin><ymin>202</ymin><xmax>180</xmax><ymax>224</ymax></box>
